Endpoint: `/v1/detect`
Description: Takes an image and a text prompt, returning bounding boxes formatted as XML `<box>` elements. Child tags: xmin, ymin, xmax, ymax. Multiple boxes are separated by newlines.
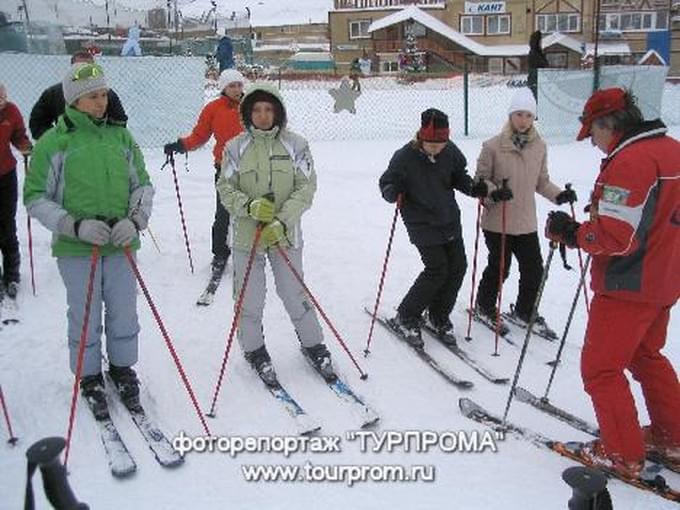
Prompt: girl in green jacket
<box><xmin>24</xmin><ymin>63</ymin><xmax>154</xmax><ymax>421</ymax></box>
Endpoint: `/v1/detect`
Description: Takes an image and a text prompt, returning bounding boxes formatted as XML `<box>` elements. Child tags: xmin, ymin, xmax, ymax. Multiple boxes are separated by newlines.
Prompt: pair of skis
<box><xmin>250</xmin><ymin>352</ymin><xmax>380</xmax><ymax>435</ymax></box>
<box><xmin>459</xmin><ymin>397</ymin><xmax>680</xmax><ymax>503</ymax></box>
<box><xmin>366</xmin><ymin>307</ymin><xmax>509</xmax><ymax>388</ymax></box>
<box><xmin>87</xmin><ymin>377</ymin><xmax>183</xmax><ymax>478</ymax></box>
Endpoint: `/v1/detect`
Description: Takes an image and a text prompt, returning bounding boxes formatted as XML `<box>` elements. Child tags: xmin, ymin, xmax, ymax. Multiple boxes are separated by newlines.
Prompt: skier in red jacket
<box><xmin>546</xmin><ymin>87</ymin><xmax>680</xmax><ymax>478</ymax></box>
<box><xmin>164</xmin><ymin>69</ymin><xmax>245</xmax><ymax>274</ymax></box>
<box><xmin>0</xmin><ymin>83</ymin><xmax>32</xmax><ymax>298</ymax></box>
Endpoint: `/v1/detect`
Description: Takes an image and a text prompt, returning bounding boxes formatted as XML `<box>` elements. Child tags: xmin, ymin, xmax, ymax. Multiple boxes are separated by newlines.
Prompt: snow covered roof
<box><xmin>638</xmin><ymin>49</ymin><xmax>667</xmax><ymax>65</ymax></box>
<box><xmin>367</xmin><ymin>6</ymin><xmax>628</xmax><ymax>58</ymax></box>
<box><xmin>584</xmin><ymin>42</ymin><xmax>631</xmax><ymax>56</ymax></box>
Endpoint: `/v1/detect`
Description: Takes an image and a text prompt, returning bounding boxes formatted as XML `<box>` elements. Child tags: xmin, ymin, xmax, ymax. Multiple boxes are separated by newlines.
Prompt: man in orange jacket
<box><xmin>164</xmin><ymin>69</ymin><xmax>245</xmax><ymax>273</ymax></box>
<box><xmin>546</xmin><ymin>88</ymin><xmax>680</xmax><ymax>479</ymax></box>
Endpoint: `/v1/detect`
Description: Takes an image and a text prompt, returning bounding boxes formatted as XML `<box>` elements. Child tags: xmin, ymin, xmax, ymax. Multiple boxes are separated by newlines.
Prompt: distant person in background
<box><xmin>121</xmin><ymin>23</ymin><xmax>142</xmax><ymax>57</ymax></box>
<box><xmin>0</xmin><ymin>83</ymin><xmax>32</xmax><ymax>299</ymax></box>
<box><xmin>358</xmin><ymin>51</ymin><xmax>372</xmax><ymax>76</ymax></box>
<box><xmin>216</xmin><ymin>31</ymin><xmax>235</xmax><ymax>72</ymax></box>
<box><xmin>349</xmin><ymin>58</ymin><xmax>362</xmax><ymax>92</ymax></box>
<box><xmin>527</xmin><ymin>30</ymin><xmax>549</xmax><ymax>103</ymax></box>
<box><xmin>29</xmin><ymin>51</ymin><xmax>127</xmax><ymax>140</ymax></box>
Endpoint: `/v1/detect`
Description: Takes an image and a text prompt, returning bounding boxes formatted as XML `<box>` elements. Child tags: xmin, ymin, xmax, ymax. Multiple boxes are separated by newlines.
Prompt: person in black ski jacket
<box><xmin>29</xmin><ymin>51</ymin><xmax>127</xmax><ymax>140</ymax></box>
<box><xmin>379</xmin><ymin>108</ymin><xmax>488</xmax><ymax>346</ymax></box>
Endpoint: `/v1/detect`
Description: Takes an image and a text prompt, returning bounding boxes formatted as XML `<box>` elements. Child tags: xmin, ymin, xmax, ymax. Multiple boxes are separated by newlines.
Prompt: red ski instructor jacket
<box><xmin>576</xmin><ymin>120</ymin><xmax>680</xmax><ymax>306</ymax></box>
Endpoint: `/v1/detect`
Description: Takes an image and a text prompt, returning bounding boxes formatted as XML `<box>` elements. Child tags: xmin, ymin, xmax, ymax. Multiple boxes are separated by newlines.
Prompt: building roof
<box><xmin>368</xmin><ymin>6</ymin><xmax>631</xmax><ymax>57</ymax></box>
<box><xmin>637</xmin><ymin>49</ymin><xmax>667</xmax><ymax>65</ymax></box>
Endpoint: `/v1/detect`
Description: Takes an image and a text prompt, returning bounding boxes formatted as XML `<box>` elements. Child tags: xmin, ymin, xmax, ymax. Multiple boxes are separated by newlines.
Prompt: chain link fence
<box><xmin>2</xmin><ymin>52</ymin><xmax>679</xmax><ymax>148</ymax></box>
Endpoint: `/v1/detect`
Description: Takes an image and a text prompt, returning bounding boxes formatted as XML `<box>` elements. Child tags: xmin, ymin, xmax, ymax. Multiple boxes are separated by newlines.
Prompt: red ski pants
<box><xmin>581</xmin><ymin>295</ymin><xmax>680</xmax><ymax>463</ymax></box>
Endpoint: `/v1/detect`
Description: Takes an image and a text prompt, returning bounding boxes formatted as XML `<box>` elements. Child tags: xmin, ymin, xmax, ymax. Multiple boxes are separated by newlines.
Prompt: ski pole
<box><xmin>465</xmin><ymin>199</ymin><xmax>483</xmax><ymax>341</ymax></box>
<box><xmin>567</xmin><ymin>183</ymin><xmax>590</xmax><ymax>313</ymax></box>
<box><xmin>501</xmin><ymin>241</ymin><xmax>557</xmax><ymax>426</ymax></box>
<box><xmin>364</xmin><ymin>194</ymin><xmax>402</xmax><ymax>356</ymax></box>
<box><xmin>124</xmin><ymin>247</ymin><xmax>211</xmax><ymax>436</ymax></box>
<box><xmin>145</xmin><ymin>225</ymin><xmax>162</xmax><ymax>254</ymax></box>
<box><xmin>162</xmin><ymin>153</ymin><xmax>194</xmax><ymax>274</ymax></box>
<box><xmin>493</xmin><ymin>178</ymin><xmax>510</xmax><ymax>356</ymax></box>
<box><xmin>64</xmin><ymin>246</ymin><xmax>99</xmax><ymax>468</ymax></box>
<box><xmin>276</xmin><ymin>245</ymin><xmax>368</xmax><ymax>380</ymax></box>
<box><xmin>24</xmin><ymin>155</ymin><xmax>36</xmax><ymax>296</ymax></box>
<box><xmin>207</xmin><ymin>226</ymin><xmax>263</xmax><ymax>418</ymax></box>
<box><xmin>543</xmin><ymin>255</ymin><xmax>591</xmax><ymax>400</ymax></box>
<box><xmin>0</xmin><ymin>384</ymin><xmax>18</xmax><ymax>445</ymax></box>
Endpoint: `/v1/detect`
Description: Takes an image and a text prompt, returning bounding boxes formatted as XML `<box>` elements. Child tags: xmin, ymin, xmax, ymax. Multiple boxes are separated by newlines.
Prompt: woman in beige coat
<box><xmin>474</xmin><ymin>88</ymin><xmax>576</xmax><ymax>338</ymax></box>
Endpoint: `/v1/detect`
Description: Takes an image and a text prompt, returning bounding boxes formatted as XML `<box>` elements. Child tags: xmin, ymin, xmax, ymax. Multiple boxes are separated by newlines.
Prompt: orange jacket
<box><xmin>181</xmin><ymin>95</ymin><xmax>243</xmax><ymax>164</ymax></box>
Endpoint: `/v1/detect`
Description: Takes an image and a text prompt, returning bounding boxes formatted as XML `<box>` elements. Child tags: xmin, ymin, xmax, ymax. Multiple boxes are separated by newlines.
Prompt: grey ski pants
<box><xmin>233</xmin><ymin>246</ymin><xmax>323</xmax><ymax>353</ymax></box>
<box><xmin>57</xmin><ymin>253</ymin><xmax>139</xmax><ymax>376</ymax></box>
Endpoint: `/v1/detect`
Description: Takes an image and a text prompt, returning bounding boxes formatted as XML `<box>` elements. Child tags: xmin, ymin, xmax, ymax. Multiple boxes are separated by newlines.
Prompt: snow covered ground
<box><xmin>1</xmin><ymin>127</ymin><xmax>679</xmax><ymax>509</ymax></box>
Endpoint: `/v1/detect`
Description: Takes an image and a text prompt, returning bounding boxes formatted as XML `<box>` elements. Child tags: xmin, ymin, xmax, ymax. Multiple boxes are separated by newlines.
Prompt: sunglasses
<box><xmin>71</xmin><ymin>63</ymin><xmax>104</xmax><ymax>82</ymax></box>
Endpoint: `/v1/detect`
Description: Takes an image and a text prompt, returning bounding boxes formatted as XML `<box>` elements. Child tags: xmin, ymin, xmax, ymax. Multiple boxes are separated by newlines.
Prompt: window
<box><xmin>488</xmin><ymin>57</ymin><xmax>503</xmax><ymax>74</ymax></box>
<box><xmin>381</xmin><ymin>60</ymin><xmax>399</xmax><ymax>73</ymax></box>
<box><xmin>487</xmin><ymin>15</ymin><xmax>511</xmax><ymax>34</ymax></box>
<box><xmin>460</xmin><ymin>15</ymin><xmax>484</xmax><ymax>35</ymax></box>
<box><xmin>535</xmin><ymin>13</ymin><xmax>580</xmax><ymax>33</ymax></box>
<box><xmin>599</xmin><ymin>11</ymin><xmax>668</xmax><ymax>32</ymax></box>
<box><xmin>546</xmin><ymin>52</ymin><xmax>567</xmax><ymax>68</ymax></box>
<box><xmin>349</xmin><ymin>19</ymin><xmax>371</xmax><ymax>39</ymax></box>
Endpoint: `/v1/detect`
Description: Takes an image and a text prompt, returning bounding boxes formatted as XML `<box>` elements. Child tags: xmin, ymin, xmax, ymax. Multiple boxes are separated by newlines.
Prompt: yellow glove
<box><xmin>248</xmin><ymin>196</ymin><xmax>275</xmax><ymax>223</ymax></box>
<box><xmin>261</xmin><ymin>220</ymin><xmax>286</xmax><ymax>248</ymax></box>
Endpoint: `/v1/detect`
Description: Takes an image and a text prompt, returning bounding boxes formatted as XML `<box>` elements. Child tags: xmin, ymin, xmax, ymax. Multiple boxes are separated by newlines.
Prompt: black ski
<box><xmin>196</xmin><ymin>265</ymin><xmax>227</xmax><ymax>306</ymax></box>
<box><xmin>514</xmin><ymin>386</ymin><xmax>680</xmax><ymax>474</ymax></box>
<box><xmin>514</xmin><ymin>386</ymin><xmax>599</xmax><ymax>436</ymax></box>
<box><xmin>421</xmin><ymin>323</ymin><xmax>509</xmax><ymax>385</ymax></box>
<box><xmin>465</xmin><ymin>308</ymin><xmax>516</xmax><ymax>345</ymax></box>
<box><xmin>301</xmin><ymin>348</ymin><xmax>380</xmax><ymax>428</ymax></box>
<box><xmin>366</xmin><ymin>307</ymin><xmax>473</xmax><ymax>390</ymax></box>
<box><xmin>502</xmin><ymin>305</ymin><xmax>558</xmax><ymax>341</ymax></box>
<box><xmin>459</xmin><ymin>398</ymin><xmax>680</xmax><ymax>503</ymax></box>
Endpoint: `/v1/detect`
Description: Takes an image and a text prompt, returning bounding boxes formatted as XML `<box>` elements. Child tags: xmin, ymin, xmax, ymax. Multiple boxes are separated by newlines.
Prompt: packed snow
<box><xmin>1</xmin><ymin>112</ymin><xmax>679</xmax><ymax>508</ymax></box>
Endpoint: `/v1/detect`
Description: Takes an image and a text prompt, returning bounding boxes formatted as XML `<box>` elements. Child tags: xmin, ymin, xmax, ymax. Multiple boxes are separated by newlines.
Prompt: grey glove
<box><xmin>76</xmin><ymin>219</ymin><xmax>112</xmax><ymax>245</ymax></box>
<box><xmin>111</xmin><ymin>218</ymin><xmax>138</xmax><ymax>247</ymax></box>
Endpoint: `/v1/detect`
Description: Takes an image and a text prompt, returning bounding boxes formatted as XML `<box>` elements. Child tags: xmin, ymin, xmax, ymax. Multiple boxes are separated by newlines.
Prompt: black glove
<box><xmin>490</xmin><ymin>186</ymin><xmax>513</xmax><ymax>202</ymax></box>
<box><xmin>381</xmin><ymin>183</ymin><xmax>402</xmax><ymax>204</ymax></box>
<box><xmin>164</xmin><ymin>139</ymin><xmax>186</xmax><ymax>156</ymax></box>
<box><xmin>470</xmin><ymin>179</ymin><xmax>488</xmax><ymax>199</ymax></box>
<box><xmin>555</xmin><ymin>188</ymin><xmax>578</xmax><ymax>205</ymax></box>
<box><xmin>545</xmin><ymin>211</ymin><xmax>580</xmax><ymax>248</ymax></box>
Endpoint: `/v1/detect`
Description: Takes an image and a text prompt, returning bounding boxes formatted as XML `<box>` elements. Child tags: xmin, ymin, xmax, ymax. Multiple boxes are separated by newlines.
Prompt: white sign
<box><xmin>464</xmin><ymin>2</ymin><xmax>506</xmax><ymax>14</ymax></box>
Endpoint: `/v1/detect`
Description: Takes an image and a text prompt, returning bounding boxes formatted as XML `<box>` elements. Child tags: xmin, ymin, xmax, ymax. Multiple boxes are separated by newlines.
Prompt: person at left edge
<box><xmin>23</xmin><ymin>63</ymin><xmax>154</xmax><ymax>421</ymax></box>
<box><xmin>164</xmin><ymin>69</ymin><xmax>246</xmax><ymax>275</ymax></box>
<box><xmin>0</xmin><ymin>82</ymin><xmax>32</xmax><ymax>299</ymax></box>
<box><xmin>378</xmin><ymin>108</ymin><xmax>489</xmax><ymax>347</ymax></box>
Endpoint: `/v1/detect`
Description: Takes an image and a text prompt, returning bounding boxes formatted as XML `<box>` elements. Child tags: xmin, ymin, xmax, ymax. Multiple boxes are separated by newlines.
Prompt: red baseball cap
<box><xmin>576</xmin><ymin>87</ymin><xmax>627</xmax><ymax>141</ymax></box>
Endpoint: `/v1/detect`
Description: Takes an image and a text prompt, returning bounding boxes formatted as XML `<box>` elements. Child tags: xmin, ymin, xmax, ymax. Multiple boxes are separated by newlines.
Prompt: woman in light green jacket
<box><xmin>217</xmin><ymin>84</ymin><xmax>332</xmax><ymax>386</ymax></box>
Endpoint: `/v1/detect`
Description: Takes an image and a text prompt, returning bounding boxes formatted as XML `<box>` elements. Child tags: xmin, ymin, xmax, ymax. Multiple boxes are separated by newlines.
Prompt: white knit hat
<box><xmin>508</xmin><ymin>87</ymin><xmax>537</xmax><ymax>116</ymax></box>
<box><xmin>218</xmin><ymin>69</ymin><xmax>246</xmax><ymax>91</ymax></box>
<box><xmin>62</xmin><ymin>63</ymin><xmax>108</xmax><ymax>105</ymax></box>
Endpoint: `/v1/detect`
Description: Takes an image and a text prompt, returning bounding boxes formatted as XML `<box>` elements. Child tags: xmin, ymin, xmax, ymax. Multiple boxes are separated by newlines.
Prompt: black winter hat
<box><xmin>240</xmin><ymin>89</ymin><xmax>286</xmax><ymax>130</ymax></box>
<box><xmin>419</xmin><ymin>108</ymin><xmax>450</xmax><ymax>142</ymax></box>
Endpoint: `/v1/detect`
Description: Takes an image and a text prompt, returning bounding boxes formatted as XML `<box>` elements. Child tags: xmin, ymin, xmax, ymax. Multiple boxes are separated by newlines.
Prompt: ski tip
<box><xmin>299</xmin><ymin>425</ymin><xmax>322</xmax><ymax>436</ymax></box>
<box><xmin>459</xmin><ymin>381</ymin><xmax>475</xmax><ymax>390</ymax></box>
<box><xmin>112</xmin><ymin>465</ymin><xmax>137</xmax><ymax>479</ymax></box>
<box><xmin>361</xmin><ymin>416</ymin><xmax>381</xmax><ymax>429</ymax></box>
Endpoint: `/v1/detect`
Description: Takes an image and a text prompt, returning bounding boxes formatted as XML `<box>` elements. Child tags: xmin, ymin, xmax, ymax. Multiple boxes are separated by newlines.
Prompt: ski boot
<box><xmin>506</xmin><ymin>304</ymin><xmax>558</xmax><ymax>341</ymax></box>
<box><xmin>424</xmin><ymin>312</ymin><xmax>456</xmax><ymax>346</ymax></box>
<box><xmin>108</xmin><ymin>365</ymin><xmax>142</xmax><ymax>413</ymax></box>
<box><xmin>80</xmin><ymin>373</ymin><xmax>110</xmax><ymax>421</ymax></box>
<box><xmin>303</xmin><ymin>343</ymin><xmax>336</xmax><ymax>382</ymax></box>
<box><xmin>245</xmin><ymin>346</ymin><xmax>279</xmax><ymax>388</ymax></box>
<box><xmin>390</xmin><ymin>313</ymin><xmax>424</xmax><ymax>349</ymax></box>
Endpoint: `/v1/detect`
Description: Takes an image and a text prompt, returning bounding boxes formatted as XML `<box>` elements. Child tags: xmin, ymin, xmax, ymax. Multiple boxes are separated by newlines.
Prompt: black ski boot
<box><xmin>5</xmin><ymin>281</ymin><xmax>18</xmax><ymax>299</ymax></box>
<box><xmin>245</xmin><ymin>346</ymin><xmax>279</xmax><ymax>388</ymax></box>
<box><xmin>424</xmin><ymin>312</ymin><xmax>456</xmax><ymax>345</ymax></box>
<box><xmin>211</xmin><ymin>255</ymin><xmax>228</xmax><ymax>276</ymax></box>
<box><xmin>303</xmin><ymin>343</ymin><xmax>336</xmax><ymax>382</ymax></box>
<box><xmin>80</xmin><ymin>373</ymin><xmax>109</xmax><ymax>421</ymax></box>
<box><xmin>474</xmin><ymin>303</ymin><xmax>510</xmax><ymax>337</ymax></box>
<box><xmin>390</xmin><ymin>313</ymin><xmax>424</xmax><ymax>348</ymax></box>
<box><xmin>108</xmin><ymin>365</ymin><xmax>142</xmax><ymax>412</ymax></box>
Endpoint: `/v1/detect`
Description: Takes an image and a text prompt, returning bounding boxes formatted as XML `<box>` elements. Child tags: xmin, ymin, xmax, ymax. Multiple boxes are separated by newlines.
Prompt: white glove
<box><xmin>111</xmin><ymin>218</ymin><xmax>138</xmax><ymax>247</ymax></box>
<box><xmin>76</xmin><ymin>219</ymin><xmax>112</xmax><ymax>246</ymax></box>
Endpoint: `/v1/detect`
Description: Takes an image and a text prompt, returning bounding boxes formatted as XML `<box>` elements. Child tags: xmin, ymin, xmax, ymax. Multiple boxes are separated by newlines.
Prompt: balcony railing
<box><xmin>334</xmin><ymin>0</ymin><xmax>445</xmax><ymax>9</ymax></box>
